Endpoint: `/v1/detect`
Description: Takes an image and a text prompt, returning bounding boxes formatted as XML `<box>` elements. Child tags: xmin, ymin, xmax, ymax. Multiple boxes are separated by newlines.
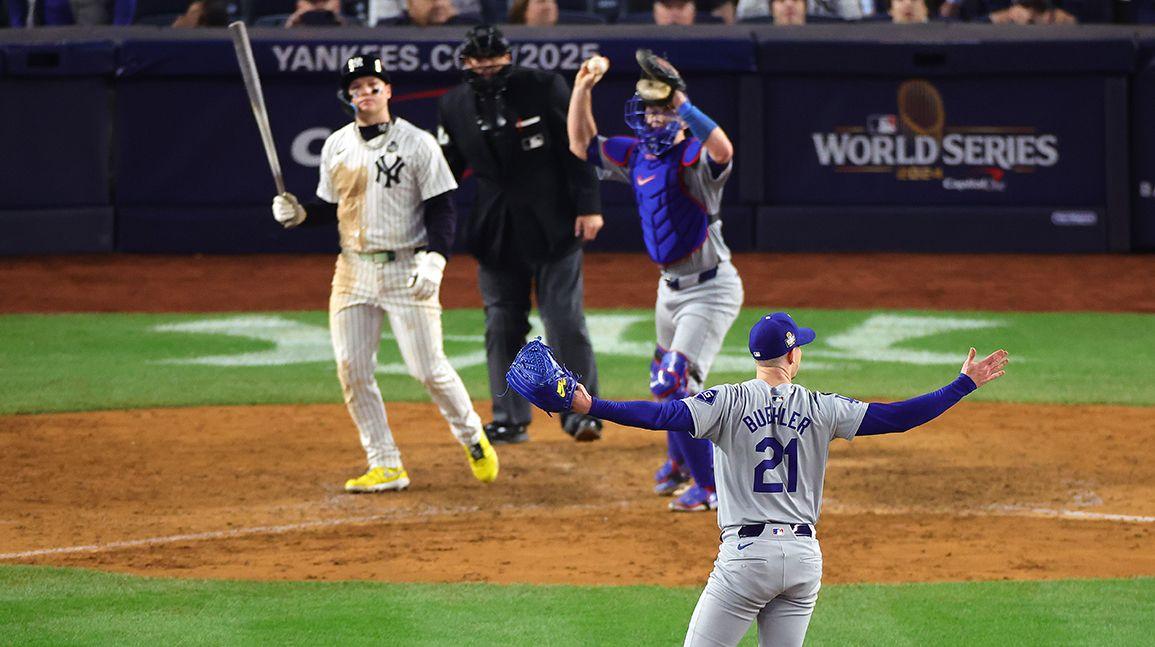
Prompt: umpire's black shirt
<box><xmin>437</xmin><ymin>66</ymin><xmax>600</xmax><ymax>269</ymax></box>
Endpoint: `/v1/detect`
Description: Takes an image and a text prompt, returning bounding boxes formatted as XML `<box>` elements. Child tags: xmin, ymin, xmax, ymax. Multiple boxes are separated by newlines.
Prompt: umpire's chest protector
<box><xmin>442</xmin><ymin>71</ymin><xmax>563</xmax><ymax>190</ymax></box>
<box><xmin>632</xmin><ymin>140</ymin><xmax>711</xmax><ymax>265</ymax></box>
<box><xmin>439</xmin><ymin>68</ymin><xmax>583</xmax><ymax>263</ymax></box>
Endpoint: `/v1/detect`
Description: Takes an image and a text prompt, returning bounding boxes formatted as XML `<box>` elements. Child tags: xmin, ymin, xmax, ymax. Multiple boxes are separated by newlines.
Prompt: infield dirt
<box><xmin>1</xmin><ymin>253</ymin><xmax>1152</xmax><ymax>585</ymax></box>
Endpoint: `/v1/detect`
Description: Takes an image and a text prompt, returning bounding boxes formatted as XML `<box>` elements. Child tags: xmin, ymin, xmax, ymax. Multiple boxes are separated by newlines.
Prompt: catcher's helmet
<box><xmin>339</xmin><ymin>55</ymin><xmax>391</xmax><ymax>101</ymax></box>
<box><xmin>459</xmin><ymin>25</ymin><xmax>511</xmax><ymax>63</ymax></box>
<box><xmin>625</xmin><ymin>95</ymin><xmax>681</xmax><ymax>156</ymax></box>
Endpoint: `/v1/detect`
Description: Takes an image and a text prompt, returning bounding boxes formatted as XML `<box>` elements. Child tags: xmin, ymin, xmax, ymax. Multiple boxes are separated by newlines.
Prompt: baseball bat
<box><xmin>227</xmin><ymin>21</ymin><xmax>286</xmax><ymax>195</ymax></box>
<box><xmin>25</xmin><ymin>0</ymin><xmax>37</xmax><ymax>28</ymax></box>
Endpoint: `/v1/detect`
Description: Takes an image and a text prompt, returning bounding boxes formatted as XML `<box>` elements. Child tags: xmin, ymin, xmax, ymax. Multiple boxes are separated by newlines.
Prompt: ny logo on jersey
<box><xmin>375</xmin><ymin>155</ymin><xmax>405</xmax><ymax>188</ymax></box>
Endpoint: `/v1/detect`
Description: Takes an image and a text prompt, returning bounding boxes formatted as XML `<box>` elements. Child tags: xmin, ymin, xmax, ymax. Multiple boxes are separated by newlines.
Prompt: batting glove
<box><xmin>272</xmin><ymin>192</ymin><xmax>307</xmax><ymax>228</ymax></box>
<box><xmin>409</xmin><ymin>251</ymin><xmax>446</xmax><ymax>301</ymax></box>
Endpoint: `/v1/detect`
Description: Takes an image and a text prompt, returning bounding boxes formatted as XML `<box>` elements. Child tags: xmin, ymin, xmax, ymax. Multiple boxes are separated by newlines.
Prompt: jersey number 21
<box><xmin>753</xmin><ymin>437</ymin><xmax>798</xmax><ymax>493</ymax></box>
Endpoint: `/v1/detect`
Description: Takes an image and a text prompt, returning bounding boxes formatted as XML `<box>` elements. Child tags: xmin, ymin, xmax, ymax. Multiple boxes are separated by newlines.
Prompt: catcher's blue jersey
<box><xmin>591</xmin><ymin>136</ymin><xmax>732</xmax><ymax>272</ymax></box>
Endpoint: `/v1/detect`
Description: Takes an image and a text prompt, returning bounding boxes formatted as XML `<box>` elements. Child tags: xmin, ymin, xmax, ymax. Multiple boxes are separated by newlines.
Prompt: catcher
<box><xmin>506</xmin><ymin>323</ymin><xmax>1009</xmax><ymax>647</ymax></box>
<box><xmin>567</xmin><ymin>50</ymin><xmax>745</xmax><ymax>512</ymax></box>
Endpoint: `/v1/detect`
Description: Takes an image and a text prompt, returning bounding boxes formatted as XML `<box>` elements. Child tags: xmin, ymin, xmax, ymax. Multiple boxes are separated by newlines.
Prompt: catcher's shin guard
<box><xmin>650</xmin><ymin>350</ymin><xmax>691</xmax><ymax>400</ymax></box>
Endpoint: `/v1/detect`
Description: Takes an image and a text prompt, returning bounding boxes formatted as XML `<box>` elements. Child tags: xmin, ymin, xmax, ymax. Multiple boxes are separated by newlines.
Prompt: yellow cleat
<box><xmin>465</xmin><ymin>433</ymin><xmax>499</xmax><ymax>483</ymax></box>
<box><xmin>344</xmin><ymin>466</ymin><xmax>410</xmax><ymax>493</ymax></box>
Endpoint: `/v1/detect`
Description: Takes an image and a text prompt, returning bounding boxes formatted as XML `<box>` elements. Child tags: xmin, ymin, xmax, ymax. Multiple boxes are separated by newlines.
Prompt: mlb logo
<box><xmin>867</xmin><ymin>114</ymin><xmax>897</xmax><ymax>135</ymax></box>
<box><xmin>522</xmin><ymin>134</ymin><xmax>545</xmax><ymax>150</ymax></box>
<box><xmin>771</xmin><ymin>527</ymin><xmax>785</xmax><ymax>536</ymax></box>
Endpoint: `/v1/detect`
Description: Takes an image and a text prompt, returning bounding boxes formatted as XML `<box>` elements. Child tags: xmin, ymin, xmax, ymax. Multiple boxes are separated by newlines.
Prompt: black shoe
<box><xmin>484</xmin><ymin>421</ymin><xmax>529</xmax><ymax>445</ymax></box>
<box><xmin>563</xmin><ymin>414</ymin><xmax>603</xmax><ymax>442</ymax></box>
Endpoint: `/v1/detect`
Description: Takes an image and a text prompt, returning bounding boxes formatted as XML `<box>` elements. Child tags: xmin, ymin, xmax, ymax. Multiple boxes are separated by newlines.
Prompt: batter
<box><xmin>564</xmin><ymin>312</ymin><xmax>1009</xmax><ymax>646</ymax></box>
<box><xmin>568</xmin><ymin>50</ymin><xmax>745</xmax><ymax>512</ymax></box>
<box><xmin>271</xmin><ymin>55</ymin><xmax>498</xmax><ymax>492</ymax></box>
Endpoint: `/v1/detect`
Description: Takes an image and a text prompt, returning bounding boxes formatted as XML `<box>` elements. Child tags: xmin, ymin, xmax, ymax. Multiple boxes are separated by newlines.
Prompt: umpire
<box><xmin>437</xmin><ymin>25</ymin><xmax>603</xmax><ymax>445</ymax></box>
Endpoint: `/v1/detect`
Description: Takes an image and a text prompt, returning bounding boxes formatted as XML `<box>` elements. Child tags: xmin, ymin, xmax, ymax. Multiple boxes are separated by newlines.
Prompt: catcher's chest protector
<box><xmin>631</xmin><ymin>139</ymin><xmax>710</xmax><ymax>265</ymax></box>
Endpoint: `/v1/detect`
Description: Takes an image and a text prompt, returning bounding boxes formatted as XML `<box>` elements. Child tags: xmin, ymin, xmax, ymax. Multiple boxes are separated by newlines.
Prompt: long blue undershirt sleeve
<box><xmin>588</xmin><ymin>398</ymin><xmax>695</xmax><ymax>433</ymax></box>
<box><xmin>588</xmin><ymin>374</ymin><xmax>976</xmax><ymax>437</ymax></box>
<box><xmin>857</xmin><ymin>374</ymin><xmax>978</xmax><ymax>436</ymax></box>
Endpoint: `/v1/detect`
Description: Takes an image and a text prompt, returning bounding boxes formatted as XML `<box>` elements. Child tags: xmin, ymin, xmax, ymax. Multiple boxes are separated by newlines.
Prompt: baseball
<box><xmin>585</xmin><ymin>56</ymin><xmax>609</xmax><ymax>77</ymax></box>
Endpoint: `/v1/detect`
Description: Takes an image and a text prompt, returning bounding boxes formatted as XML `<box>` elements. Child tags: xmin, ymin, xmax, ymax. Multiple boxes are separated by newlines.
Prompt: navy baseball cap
<box><xmin>749</xmin><ymin>312</ymin><xmax>816</xmax><ymax>360</ymax></box>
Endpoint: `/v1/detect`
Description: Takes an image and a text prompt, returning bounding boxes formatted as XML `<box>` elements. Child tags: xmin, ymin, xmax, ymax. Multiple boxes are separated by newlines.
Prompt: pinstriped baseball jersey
<box><xmin>316</xmin><ymin>116</ymin><xmax>482</xmax><ymax>472</ymax></box>
<box><xmin>316</xmin><ymin>118</ymin><xmax>457</xmax><ymax>253</ymax></box>
<box><xmin>683</xmin><ymin>380</ymin><xmax>868</xmax><ymax>529</ymax></box>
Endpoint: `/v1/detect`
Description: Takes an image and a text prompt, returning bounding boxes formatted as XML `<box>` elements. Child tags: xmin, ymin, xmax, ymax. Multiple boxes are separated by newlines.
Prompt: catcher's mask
<box><xmin>625</xmin><ymin>94</ymin><xmax>681</xmax><ymax>156</ymax></box>
<box><xmin>338</xmin><ymin>55</ymin><xmax>391</xmax><ymax>114</ymax></box>
<box><xmin>459</xmin><ymin>25</ymin><xmax>512</xmax><ymax>95</ymax></box>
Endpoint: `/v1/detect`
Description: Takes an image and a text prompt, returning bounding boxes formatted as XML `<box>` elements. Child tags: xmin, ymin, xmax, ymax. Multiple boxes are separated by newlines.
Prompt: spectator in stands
<box><xmin>773</xmin><ymin>0</ymin><xmax>806</xmax><ymax>22</ymax></box>
<box><xmin>172</xmin><ymin>0</ymin><xmax>229</xmax><ymax>26</ymax></box>
<box><xmin>629</xmin><ymin>0</ymin><xmax>735</xmax><ymax>23</ymax></box>
<box><xmin>380</xmin><ymin>0</ymin><xmax>482</xmax><ymax>24</ymax></box>
<box><xmin>368</xmin><ymin>0</ymin><xmax>405</xmax><ymax>24</ymax></box>
<box><xmin>987</xmin><ymin>0</ymin><xmax>1076</xmax><ymax>23</ymax></box>
<box><xmin>938</xmin><ymin>0</ymin><xmax>963</xmax><ymax>17</ymax></box>
<box><xmin>736</xmin><ymin>0</ymin><xmax>806</xmax><ymax>23</ymax></box>
<box><xmin>653</xmin><ymin>0</ymin><xmax>696</xmax><ymax>23</ymax></box>
<box><xmin>286</xmin><ymin>0</ymin><xmax>346</xmax><ymax>25</ymax></box>
<box><xmin>807</xmin><ymin>0</ymin><xmax>862</xmax><ymax>18</ymax></box>
<box><xmin>508</xmin><ymin>0</ymin><xmax>558</xmax><ymax>24</ymax></box>
<box><xmin>941</xmin><ymin>0</ymin><xmax>1078</xmax><ymax>21</ymax></box>
<box><xmin>890</xmin><ymin>0</ymin><xmax>928</xmax><ymax>21</ymax></box>
<box><xmin>367</xmin><ymin>0</ymin><xmax>494</xmax><ymax>24</ymax></box>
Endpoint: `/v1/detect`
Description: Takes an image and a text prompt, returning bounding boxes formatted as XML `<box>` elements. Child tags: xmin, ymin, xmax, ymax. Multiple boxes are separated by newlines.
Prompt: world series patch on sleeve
<box><xmin>505</xmin><ymin>338</ymin><xmax>579</xmax><ymax>414</ymax></box>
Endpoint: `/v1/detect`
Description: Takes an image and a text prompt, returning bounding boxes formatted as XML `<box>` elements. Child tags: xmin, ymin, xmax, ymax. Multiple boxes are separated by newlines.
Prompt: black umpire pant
<box><xmin>478</xmin><ymin>247</ymin><xmax>599</xmax><ymax>428</ymax></box>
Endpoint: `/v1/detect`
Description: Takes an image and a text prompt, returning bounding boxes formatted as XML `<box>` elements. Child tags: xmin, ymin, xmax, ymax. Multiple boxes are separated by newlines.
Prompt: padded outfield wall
<box><xmin>0</xmin><ymin>24</ymin><xmax>1153</xmax><ymax>254</ymax></box>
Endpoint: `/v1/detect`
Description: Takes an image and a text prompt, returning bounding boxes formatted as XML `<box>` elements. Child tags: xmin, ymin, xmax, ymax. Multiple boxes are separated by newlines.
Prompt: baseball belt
<box><xmin>665</xmin><ymin>266</ymin><xmax>719</xmax><ymax>291</ymax></box>
<box><xmin>352</xmin><ymin>246</ymin><xmax>427</xmax><ymax>263</ymax></box>
<box><xmin>737</xmin><ymin>522</ymin><xmax>813</xmax><ymax>538</ymax></box>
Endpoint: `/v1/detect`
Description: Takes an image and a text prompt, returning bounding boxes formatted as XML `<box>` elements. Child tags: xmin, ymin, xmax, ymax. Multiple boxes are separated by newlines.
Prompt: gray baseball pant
<box><xmin>684</xmin><ymin>527</ymin><xmax>822</xmax><ymax>647</ymax></box>
<box><xmin>655</xmin><ymin>262</ymin><xmax>743</xmax><ymax>391</ymax></box>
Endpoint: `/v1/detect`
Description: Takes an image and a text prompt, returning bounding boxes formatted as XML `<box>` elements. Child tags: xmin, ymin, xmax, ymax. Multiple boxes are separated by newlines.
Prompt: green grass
<box><xmin>1</xmin><ymin>566</ymin><xmax>1151</xmax><ymax>645</ymax></box>
<box><xmin>2</xmin><ymin>308</ymin><xmax>1153</xmax><ymax>414</ymax></box>
<box><xmin>3</xmin><ymin>308</ymin><xmax>1152</xmax><ymax>643</ymax></box>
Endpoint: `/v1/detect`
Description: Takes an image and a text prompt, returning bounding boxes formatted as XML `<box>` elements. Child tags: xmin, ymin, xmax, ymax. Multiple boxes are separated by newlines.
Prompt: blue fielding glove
<box><xmin>505</xmin><ymin>338</ymin><xmax>579</xmax><ymax>415</ymax></box>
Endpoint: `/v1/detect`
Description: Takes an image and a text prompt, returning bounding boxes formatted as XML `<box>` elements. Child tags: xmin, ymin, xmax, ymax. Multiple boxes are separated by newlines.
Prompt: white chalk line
<box><xmin>0</xmin><ymin>499</ymin><xmax>632</xmax><ymax>561</ymax></box>
<box><xmin>823</xmin><ymin>502</ymin><xmax>1155</xmax><ymax>524</ymax></box>
<box><xmin>1</xmin><ymin>500</ymin><xmax>1150</xmax><ymax>561</ymax></box>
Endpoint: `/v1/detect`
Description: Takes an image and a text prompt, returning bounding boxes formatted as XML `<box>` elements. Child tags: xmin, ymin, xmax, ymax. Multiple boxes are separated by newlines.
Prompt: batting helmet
<box><xmin>339</xmin><ymin>55</ymin><xmax>391</xmax><ymax>102</ymax></box>
<box><xmin>458</xmin><ymin>25</ymin><xmax>510</xmax><ymax>63</ymax></box>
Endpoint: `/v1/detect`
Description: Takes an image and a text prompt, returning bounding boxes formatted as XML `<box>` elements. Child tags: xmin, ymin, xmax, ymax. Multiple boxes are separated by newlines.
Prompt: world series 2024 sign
<box><xmin>765</xmin><ymin>77</ymin><xmax>1106</xmax><ymax>206</ymax></box>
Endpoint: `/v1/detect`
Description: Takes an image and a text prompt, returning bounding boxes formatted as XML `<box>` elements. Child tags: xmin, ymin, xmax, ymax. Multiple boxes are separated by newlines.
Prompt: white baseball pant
<box><xmin>329</xmin><ymin>251</ymin><xmax>482</xmax><ymax>468</ymax></box>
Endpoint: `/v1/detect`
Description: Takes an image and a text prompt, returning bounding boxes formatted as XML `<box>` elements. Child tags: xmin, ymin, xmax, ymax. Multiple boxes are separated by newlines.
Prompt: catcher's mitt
<box><xmin>635</xmin><ymin>49</ymin><xmax>686</xmax><ymax>106</ymax></box>
<box><xmin>505</xmin><ymin>338</ymin><xmax>579</xmax><ymax>415</ymax></box>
